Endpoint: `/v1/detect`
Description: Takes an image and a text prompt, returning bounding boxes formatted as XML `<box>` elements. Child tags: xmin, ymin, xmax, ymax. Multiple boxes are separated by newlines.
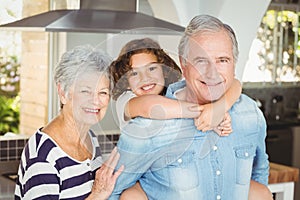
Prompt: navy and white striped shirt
<box><xmin>15</xmin><ymin>128</ymin><xmax>103</xmax><ymax>200</ymax></box>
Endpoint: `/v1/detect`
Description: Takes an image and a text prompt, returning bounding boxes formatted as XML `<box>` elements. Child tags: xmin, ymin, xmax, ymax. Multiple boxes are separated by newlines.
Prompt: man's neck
<box><xmin>175</xmin><ymin>87</ymin><xmax>206</xmax><ymax>105</ymax></box>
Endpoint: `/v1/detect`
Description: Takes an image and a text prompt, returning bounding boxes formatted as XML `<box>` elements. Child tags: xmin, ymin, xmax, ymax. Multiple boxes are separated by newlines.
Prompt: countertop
<box><xmin>1</xmin><ymin>160</ymin><xmax>299</xmax><ymax>199</ymax></box>
<box><xmin>0</xmin><ymin>160</ymin><xmax>19</xmax><ymax>200</ymax></box>
<box><xmin>269</xmin><ymin>162</ymin><xmax>299</xmax><ymax>184</ymax></box>
<box><xmin>267</xmin><ymin>118</ymin><xmax>300</xmax><ymax>130</ymax></box>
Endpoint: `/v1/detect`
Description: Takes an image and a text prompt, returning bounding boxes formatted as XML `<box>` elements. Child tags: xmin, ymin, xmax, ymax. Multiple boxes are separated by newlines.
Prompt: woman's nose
<box><xmin>93</xmin><ymin>94</ymin><xmax>103</xmax><ymax>105</ymax></box>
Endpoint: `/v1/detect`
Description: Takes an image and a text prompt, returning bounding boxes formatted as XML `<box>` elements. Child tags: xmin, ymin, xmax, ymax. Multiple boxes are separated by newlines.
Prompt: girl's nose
<box><xmin>139</xmin><ymin>71</ymin><xmax>150</xmax><ymax>82</ymax></box>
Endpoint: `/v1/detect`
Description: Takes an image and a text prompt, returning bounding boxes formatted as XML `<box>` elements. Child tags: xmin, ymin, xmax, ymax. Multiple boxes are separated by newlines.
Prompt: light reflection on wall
<box><xmin>243</xmin><ymin>6</ymin><xmax>300</xmax><ymax>83</ymax></box>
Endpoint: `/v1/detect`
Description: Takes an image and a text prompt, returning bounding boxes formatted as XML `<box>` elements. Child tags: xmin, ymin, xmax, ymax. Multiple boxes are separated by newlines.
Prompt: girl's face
<box><xmin>128</xmin><ymin>53</ymin><xmax>165</xmax><ymax>96</ymax></box>
<box><xmin>63</xmin><ymin>71</ymin><xmax>110</xmax><ymax>126</ymax></box>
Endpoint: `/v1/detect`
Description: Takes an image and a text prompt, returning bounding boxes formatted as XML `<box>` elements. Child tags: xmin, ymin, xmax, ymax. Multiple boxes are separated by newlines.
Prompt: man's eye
<box><xmin>197</xmin><ymin>59</ymin><xmax>209</xmax><ymax>64</ymax></box>
<box><xmin>218</xmin><ymin>58</ymin><xmax>230</xmax><ymax>63</ymax></box>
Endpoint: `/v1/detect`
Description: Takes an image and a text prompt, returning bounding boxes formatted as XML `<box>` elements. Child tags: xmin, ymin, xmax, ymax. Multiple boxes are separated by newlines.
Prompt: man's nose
<box><xmin>203</xmin><ymin>63</ymin><xmax>219</xmax><ymax>79</ymax></box>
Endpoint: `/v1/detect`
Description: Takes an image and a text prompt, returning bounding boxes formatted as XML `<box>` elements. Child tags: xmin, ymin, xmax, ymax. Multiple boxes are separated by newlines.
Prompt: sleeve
<box><xmin>15</xmin><ymin>160</ymin><xmax>60</xmax><ymax>199</ymax></box>
<box><xmin>251</xmin><ymin>107</ymin><xmax>270</xmax><ymax>186</ymax></box>
<box><xmin>116</xmin><ymin>91</ymin><xmax>137</xmax><ymax>128</ymax></box>
<box><xmin>109</xmin><ymin>121</ymin><xmax>159</xmax><ymax>199</ymax></box>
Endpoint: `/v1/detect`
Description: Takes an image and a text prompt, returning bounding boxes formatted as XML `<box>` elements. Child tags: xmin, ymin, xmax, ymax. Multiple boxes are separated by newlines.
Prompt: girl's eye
<box><xmin>129</xmin><ymin>71</ymin><xmax>138</xmax><ymax>77</ymax></box>
<box><xmin>148</xmin><ymin>66</ymin><xmax>157</xmax><ymax>71</ymax></box>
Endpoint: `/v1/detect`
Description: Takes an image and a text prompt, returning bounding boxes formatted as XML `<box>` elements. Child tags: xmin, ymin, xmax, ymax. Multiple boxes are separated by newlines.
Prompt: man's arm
<box><xmin>251</xmin><ymin>107</ymin><xmax>269</xmax><ymax>185</ymax></box>
<box><xmin>248</xmin><ymin>180</ymin><xmax>273</xmax><ymax>200</ymax></box>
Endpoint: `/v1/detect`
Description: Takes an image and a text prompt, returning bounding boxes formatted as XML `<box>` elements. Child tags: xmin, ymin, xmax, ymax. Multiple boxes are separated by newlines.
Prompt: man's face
<box><xmin>182</xmin><ymin>30</ymin><xmax>235</xmax><ymax>104</ymax></box>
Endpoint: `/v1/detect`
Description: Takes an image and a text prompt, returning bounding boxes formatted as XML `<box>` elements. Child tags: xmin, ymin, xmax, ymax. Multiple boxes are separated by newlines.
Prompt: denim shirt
<box><xmin>110</xmin><ymin>80</ymin><xmax>269</xmax><ymax>200</ymax></box>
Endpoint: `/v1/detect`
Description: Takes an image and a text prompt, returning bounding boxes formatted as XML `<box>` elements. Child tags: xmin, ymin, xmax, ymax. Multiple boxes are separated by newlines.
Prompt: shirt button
<box><xmin>216</xmin><ymin>195</ymin><xmax>221</xmax><ymax>200</ymax></box>
<box><xmin>216</xmin><ymin>170</ymin><xmax>221</xmax><ymax>175</ymax></box>
<box><xmin>245</xmin><ymin>152</ymin><xmax>249</xmax><ymax>157</ymax></box>
<box><xmin>177</xmin><ymin>158</ymin><xmax>183</xmax><ymax>163</ymax></box>
<box><xmin>213</xmin><ymin>146</ymin><xmax>218</xmax><ymax>151</ymax></box>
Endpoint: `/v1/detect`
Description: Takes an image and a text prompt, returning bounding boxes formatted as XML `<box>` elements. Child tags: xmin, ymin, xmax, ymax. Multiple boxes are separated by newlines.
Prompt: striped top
<box><xmin>15</xmin><ymin>128</ymin><xmax>103</xmax><ymax>200</ymax></box>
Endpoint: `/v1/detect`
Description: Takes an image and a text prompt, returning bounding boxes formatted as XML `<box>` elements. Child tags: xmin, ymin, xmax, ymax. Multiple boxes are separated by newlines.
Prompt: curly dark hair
<box><xmin>110</xmin><ymin>38</ymin><xmax>182</xmax><ymax>100</ymax></box>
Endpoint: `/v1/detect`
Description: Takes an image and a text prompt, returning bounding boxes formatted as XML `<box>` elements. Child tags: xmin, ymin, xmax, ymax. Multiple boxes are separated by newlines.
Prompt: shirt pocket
<box><xmin>234</xmin><ymin>145</ymin><xmax>256</xmax><ymax>185</ymax></box>
<box><xmin>166</xmin><ymin>151</ymin><xmax>199</xmax><ymax>191</ymax></box>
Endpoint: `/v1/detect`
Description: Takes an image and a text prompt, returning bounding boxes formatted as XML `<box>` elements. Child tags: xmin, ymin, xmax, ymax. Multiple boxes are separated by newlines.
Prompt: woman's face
<box><xmin>127</xmin><ymin>53</ymin><xmax>165</xmax><ymax>96</ymax></box>
<box><xmin>64</xmin><ymin>71</ymin><xmax>110</xmax><ymax>126</ymax></box>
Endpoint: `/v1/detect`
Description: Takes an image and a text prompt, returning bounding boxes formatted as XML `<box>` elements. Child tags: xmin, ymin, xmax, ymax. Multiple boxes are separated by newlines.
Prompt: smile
<box><xmin>141</xmin><ymin>83</ymin><xmax>156</xmax><ymax>91</ymax></box>
<box><xmin>200</xmin><ymin>81</ymin><xmax>223</xmax><ymax>86</ymax></box>
<box><xmin>84</xmin><ymin>108</ymin><xmax>100</xmax><ymax>113</ymax></box>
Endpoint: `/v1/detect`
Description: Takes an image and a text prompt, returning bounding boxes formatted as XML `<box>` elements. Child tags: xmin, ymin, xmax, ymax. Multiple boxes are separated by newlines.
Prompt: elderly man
<box><xmin>110</xmin><ymin>15</ymin><xmax>272</xmax><ymax>200</ymax></box>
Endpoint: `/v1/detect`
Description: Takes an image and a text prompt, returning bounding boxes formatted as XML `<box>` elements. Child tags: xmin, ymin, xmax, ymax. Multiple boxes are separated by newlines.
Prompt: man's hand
<box><xmin>248</xmin><ymin>180</ymin><xmax>273</xmax><ymax>200</ymax></box>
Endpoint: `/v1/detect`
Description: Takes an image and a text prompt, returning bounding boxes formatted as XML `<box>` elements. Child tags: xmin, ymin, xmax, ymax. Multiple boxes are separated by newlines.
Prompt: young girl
<box><xmin>109</xmin><ymin>38</ymin><xmax>242</xmax><ymax>199</ymax></box>
<box><xmin>110</xmin><ymin>38</ymin><xmax>241</xmax><ymax>135</ymax></box>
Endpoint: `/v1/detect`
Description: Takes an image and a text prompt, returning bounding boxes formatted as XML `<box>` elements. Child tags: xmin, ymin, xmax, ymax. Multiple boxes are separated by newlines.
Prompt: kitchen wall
<box><xmin>242</xmin><ymin>83</ymin><xmax>300</xmax><ymax>120</ymax></box>
<box><xmin>0</xmin><ymin>133</ymin><xmax>119</xmax><ymax>162</ymax></box>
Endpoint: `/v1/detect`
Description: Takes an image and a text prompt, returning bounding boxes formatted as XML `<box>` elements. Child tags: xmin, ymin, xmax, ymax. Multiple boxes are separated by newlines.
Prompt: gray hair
<box><xmin>54</xmin><ymin>45</ymin><xmax>113</xmax><ymax>98</ymax></box>
<box><xmin>178</xmin><ymin>15</ymin><xmax>239</xmax><ymax>65</ymax></box>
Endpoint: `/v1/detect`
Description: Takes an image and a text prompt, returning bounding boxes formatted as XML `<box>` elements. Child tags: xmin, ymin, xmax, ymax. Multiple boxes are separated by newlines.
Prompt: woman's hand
<box><xmin>87</xmin><ymin>147</ymin><xmax>124</xmax><ymax>200</ymax></box>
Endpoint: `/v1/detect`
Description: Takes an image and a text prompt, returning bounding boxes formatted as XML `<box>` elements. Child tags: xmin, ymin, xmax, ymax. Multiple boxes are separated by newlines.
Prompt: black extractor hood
<box><xmin>0</xmin><ymin>0</ymin><xmax>184</xmax><ymax>35</ymax></box>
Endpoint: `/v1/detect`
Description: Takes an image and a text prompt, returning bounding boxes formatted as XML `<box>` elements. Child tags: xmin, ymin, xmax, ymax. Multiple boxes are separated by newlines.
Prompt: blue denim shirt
<box><xmin>110</xmin><ymin>80</ymin><xmax>269</xmax><ymax>200</ymax></box>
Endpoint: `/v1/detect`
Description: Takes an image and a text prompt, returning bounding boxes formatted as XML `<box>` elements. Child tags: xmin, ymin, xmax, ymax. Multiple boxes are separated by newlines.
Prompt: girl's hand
<box><xmin>88</xmin><ymin>147</ymin><xmax>124</xmax><ymax>200</ymax></box>
<box><xmin>193</xmin><ymin>103</ymin><xmax>224</xmax><ymax>132</ymax></box>
<box><xmin>216</xmin><ymin>112</ymin><xmax>233</xmax><ymax>136</ymax></box>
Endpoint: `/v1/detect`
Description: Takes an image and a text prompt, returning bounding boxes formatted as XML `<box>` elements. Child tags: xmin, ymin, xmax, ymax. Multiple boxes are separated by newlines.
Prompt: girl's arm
<box><xmin>194</xmin><ymin>78</ymin><xmax>242</xmax><ymax>133</ymax></box>
<box><xmin>125</xmin><ymin>94</ymin><xmax>202</xmax><ymax>120</ymax></box>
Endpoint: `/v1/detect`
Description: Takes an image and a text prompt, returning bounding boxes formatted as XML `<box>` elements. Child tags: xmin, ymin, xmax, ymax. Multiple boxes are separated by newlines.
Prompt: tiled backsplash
<box><xmin>0</xmin><ymin>133</ymin><xmax>120</xmax><ymax>162</ymax></box>
<box><xmin>242</xmin><ymin>83</ymin><xmax>300</xmax><ymax>120</ymax></box>
<box><xmin>0</xmin><ymin>139</ymin><xmax>28</xmax><ymax>161</ymax></box>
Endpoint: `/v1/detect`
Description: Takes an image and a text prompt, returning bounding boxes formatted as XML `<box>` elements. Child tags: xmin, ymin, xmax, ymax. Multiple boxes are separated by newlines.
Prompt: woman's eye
<box><xmin>81</xmin><ymin>90</ymin><xmax>90</xmax><ymax>94</ymax></box>
<box><xmin>99</xmin><ymin>91</ymin><xmax>109</xmax><ymax>95</ymax></box>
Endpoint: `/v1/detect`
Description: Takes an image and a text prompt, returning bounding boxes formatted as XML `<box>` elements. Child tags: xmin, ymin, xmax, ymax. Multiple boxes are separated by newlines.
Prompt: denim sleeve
<box><xmin>109</xmin><ymin>130</ymin><xmax>156</xmax><ymax>199</ymax></box>
<box><xmin>251</xmin><ymin>107</ymin><xmax>270</xmax><ymax>186</ymax></box>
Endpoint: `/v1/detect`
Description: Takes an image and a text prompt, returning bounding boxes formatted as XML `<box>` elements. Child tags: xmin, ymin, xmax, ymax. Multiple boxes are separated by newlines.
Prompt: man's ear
<box><xmin>57</xmin><ymin>83</ymin><xmax>67</xmax><ymax>105</ymax></box>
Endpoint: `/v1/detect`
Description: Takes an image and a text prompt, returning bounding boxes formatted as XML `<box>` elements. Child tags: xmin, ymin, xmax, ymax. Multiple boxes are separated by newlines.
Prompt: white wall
<box><xmin>149</xmin><ymin>0</ymin><xmax>271</xmax><ymax>80</ymax></box>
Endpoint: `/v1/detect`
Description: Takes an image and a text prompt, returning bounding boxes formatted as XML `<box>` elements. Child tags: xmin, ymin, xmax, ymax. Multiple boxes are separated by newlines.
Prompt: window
<box><xmin>243</xmin><ymin>3</ymin><xmax>300</xmax><ymax>83</ymax></box>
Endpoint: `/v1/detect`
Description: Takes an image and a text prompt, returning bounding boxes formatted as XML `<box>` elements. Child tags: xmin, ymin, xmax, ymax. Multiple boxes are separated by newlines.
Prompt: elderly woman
<box><xmin>15</xmin><ymin>45</ymin><xmax>123</xmax><ymax>199</ymax></box>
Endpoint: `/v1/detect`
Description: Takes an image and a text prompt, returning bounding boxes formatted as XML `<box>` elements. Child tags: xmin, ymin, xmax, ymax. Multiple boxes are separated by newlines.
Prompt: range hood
<box><xmin>0</xmin><ymin>0</ymin><xmax>184</xmax><ymax>35</ymax></box>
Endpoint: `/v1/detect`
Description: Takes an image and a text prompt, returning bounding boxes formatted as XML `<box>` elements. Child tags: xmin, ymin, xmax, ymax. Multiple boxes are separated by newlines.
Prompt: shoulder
<box><xmin>166</xmin><ymin>80</ymin><xmax>186</xmax><ymax>98</ymax></box>
<box><xmin>22</xmin><ymin>129</ymin><xmax>68</xmax><ymax>168</ymax></box>
<box><xmin>25</xmin><ymin>129</ymin><xmax>57</xmax><ymax>159</ymax></box>
<box><xmin>231</xmin><ymin>94</ymin><xmax>259</xmax><ymax>113</ymax></box>
<box><xmin>230</xmin><ymin>94</ymin><xmax>267</xmax><ymax>134</ymax></box>
<box><xmin>116</xmin><ymin>91</ymin><xmax>136</xmax><ymax>104</ymax></box>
